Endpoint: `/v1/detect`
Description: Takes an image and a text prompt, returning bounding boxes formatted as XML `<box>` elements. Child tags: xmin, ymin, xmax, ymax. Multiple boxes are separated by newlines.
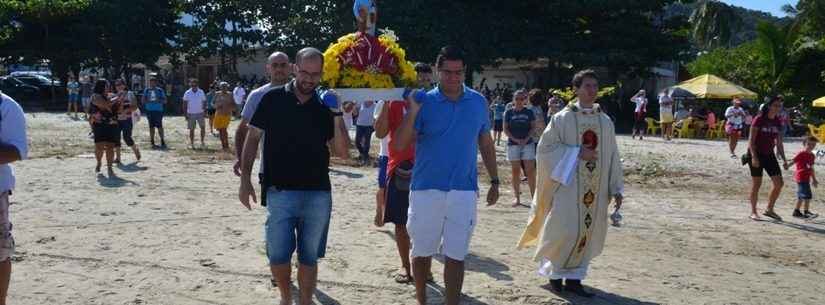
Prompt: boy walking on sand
<box><xmin>785</xmin><ymin>136</ymin><xmax>819</xmax><ymax>219</ymax></box>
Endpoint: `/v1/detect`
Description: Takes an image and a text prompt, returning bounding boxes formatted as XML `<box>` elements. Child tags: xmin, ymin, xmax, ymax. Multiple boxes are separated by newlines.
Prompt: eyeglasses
<box><xmin>297</xmin><ymin>70</ymin><xmax>322</xmax><ymax>80</ymax></box>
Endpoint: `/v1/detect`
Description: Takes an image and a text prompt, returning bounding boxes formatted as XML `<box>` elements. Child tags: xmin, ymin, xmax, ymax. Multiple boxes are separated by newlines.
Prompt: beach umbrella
<box><xmin>673</xmin><ymin>74</ymin><xmax>758</xmax><ymax>100</ymax></box>
<box><xmin>813</xmin><ymin>96</ymin><xmax>825</xmax><ymax>108</ymax></box>
<box><xmin>668</xmin><ymin>87</ymin><xmax>696</xmax><ymax>100</ymax></box>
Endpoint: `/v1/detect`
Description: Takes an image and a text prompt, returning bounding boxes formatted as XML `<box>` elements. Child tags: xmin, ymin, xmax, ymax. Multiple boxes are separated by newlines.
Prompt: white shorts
<box><xmin>407</xmin><ymin>190</ymin><xmax>477</xmax><ymax>261</ymax></box>
<box><xmin>506</xmin><ymin>144</ymin><xmax>536</xmax><ymax>161</ymax></box>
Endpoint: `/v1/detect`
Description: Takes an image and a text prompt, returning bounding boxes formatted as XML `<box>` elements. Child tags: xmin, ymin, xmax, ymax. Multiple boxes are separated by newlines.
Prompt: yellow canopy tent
<box><xmin>813</xmin><ymin>96</ymin><xmax>825</xmax><ymax>108</ymax></box>
<box><xmin>674</xmin><ymin>74</ymin><xmax>758</xmax><ymax>100</ymax></box>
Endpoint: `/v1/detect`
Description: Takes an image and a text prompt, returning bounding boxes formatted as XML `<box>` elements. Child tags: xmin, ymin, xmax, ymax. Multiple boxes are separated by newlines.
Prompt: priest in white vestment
<box><xmin>517</xmin><ymin>69</ymin><xmax>624</xmax><ymax>297</ymax></box>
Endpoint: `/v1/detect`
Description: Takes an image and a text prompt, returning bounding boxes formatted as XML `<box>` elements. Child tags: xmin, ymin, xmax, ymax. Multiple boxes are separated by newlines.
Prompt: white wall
<box><xmin>235</xmin><ymin>51</ymin><xmax>269</xmax><ymax>78</ymax></box>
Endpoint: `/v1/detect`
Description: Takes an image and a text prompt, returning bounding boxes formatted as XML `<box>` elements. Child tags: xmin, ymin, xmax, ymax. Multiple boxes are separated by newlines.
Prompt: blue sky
<box><xmin>721</xmin><ymin>0</ymin><xmax>798</xmax><ymax>17</ymax></box>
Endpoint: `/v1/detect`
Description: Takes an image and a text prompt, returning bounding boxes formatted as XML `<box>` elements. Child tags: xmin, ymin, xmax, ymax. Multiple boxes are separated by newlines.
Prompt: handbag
<box><xmin>741</xmin><ymin>151</ymin><xmax>752</xmax><ymax>166</ymax></box>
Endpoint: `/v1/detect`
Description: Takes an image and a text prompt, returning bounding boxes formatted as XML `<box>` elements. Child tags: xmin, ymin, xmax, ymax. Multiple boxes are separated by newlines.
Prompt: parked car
<box><xmin>14</xmin><ymin>74</ymin><xmax>63</xmax><ymax>88</ymax></box>
<box><xmin>0</xmin><ymin>76</ymin><xmax>39</xmax><ymax>102</ymax></box>
<box><xmin>9</xmin><ymin>75</ymin><xmax>65</xmax><ymax>101</ymax></box>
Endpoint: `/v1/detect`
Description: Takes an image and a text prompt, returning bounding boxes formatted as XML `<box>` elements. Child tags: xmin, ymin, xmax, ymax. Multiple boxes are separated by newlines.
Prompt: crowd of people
<box><xmin>1</xmin><ymin>51</ymin><xmax>821</xmax><ymax>305</ymax></box>
<box><xmin>0</xmin><ymin>3</ymin><xmax>820</xmax><ymax>304</ymax></box>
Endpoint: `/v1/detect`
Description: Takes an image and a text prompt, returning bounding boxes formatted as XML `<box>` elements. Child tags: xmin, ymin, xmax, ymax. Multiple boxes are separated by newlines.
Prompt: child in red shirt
<box><xmin>784</xmin><ymin>136</ymin><xmax>819</xmax><ymax>219</ymax></box>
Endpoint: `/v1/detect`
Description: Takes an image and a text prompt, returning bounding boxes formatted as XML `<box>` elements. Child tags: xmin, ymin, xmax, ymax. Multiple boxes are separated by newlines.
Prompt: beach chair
<box><xmin>674</xmin><ymin>118</ymin><xmax>695</xmax><ymax>139</ymax></box>
<box><xmin>809</xmin><ymin>124</ymin><xmax>825</xmax><ymax>143</ymax></box>
<box><xmin>707</xmin><ymin>120</ymin><xmax>725</xmax><ymax>140</ymax></box>
<box><xmin>645</xmin><ymin>117</ymin><xmax>660</xmax><ymax>136</ymax></box>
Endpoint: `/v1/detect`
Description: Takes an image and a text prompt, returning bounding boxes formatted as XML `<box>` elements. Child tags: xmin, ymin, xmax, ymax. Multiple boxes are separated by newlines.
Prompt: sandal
<box><xmin>394</xmin><ymin>273</ymin><xmax>412</xmax><ymax>284</ymax></box>
<box><xmin>763</xmin><ymin>210</ymin><xmax>783</xmax><ymax>221</ymax></box>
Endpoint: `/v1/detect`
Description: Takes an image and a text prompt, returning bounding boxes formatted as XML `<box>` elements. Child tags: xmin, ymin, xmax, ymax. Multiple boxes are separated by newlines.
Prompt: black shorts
<box><xmin>147</xmin><ymin>111</ymin><xmax>163</xmax><ymax>128</ymax></box>
<box><xmin>93</xmin><ymin>124</ymin><xmax>121</xmax><ymax>144</ymax></box>
<box><xmin>383</xmin><ymin>174</ymin><xmax>410</xmax><ymax>225</ymax></box>
<box><xmin>493</xmin><ymin>120</ymin><xmax>503</xmax><ymax>132</ymax></box>
<box><xmin>206</xmin><ymin>108</ymin><xmax>216</xmax><ymax>116</ymax></box>
<box><xmin>749</xmin><ymin>153</ymin><xmax>782</xmax><ymax>177</ymax></box>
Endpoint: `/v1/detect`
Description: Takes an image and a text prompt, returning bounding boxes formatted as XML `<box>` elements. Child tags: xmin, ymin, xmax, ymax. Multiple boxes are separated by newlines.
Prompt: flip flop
<box><xmin>394</xmin><ymin>273</ymin><xmax>412</xmax><ymax>284</ymax></box>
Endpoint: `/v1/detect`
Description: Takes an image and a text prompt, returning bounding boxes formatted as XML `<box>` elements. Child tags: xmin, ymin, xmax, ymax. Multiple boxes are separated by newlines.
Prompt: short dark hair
<box><xmin>295</xmin><ymin>47</ymin><xmax>324</xmax><ymax>67</ymax></box>
<box><xmin>436</xmin><ymin>46</ymin><xmax>465</xmax><ymax>68</ymax></box>
<box><xmin>805</xmin><ymin>136</ymin><xmax>819</xmax><ymax>144</ymax></box>
<box><xmin>414</xmin><ymin>63</ymin><xmax>432</xmax><ymax>74</ymax></box>
<box><xmin>572</xmin><ymin>69</ymin><xmax>598</xmax><ymax>88</ymax></box>
<box><xmin>528</xmin><ymin>89</ymin><xmax>545</xmax><ymax>106</ymax></box>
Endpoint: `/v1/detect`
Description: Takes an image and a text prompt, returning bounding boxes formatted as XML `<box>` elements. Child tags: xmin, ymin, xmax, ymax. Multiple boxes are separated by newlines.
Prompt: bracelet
<box><xmin>490</xmin><ymin>178</ymin><xmax>500</xmax><ymax>185</ymax></box>
<box><xmin>332</xmin><ymin>112</ymin><xmax>343</xmax><ymax>117</ymax></box>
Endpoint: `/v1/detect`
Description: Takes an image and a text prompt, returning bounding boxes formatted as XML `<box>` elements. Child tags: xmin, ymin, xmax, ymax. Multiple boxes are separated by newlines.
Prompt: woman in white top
<box><xmin>630</xmin><ymin>90</ymin><xmax>648</xmax><ymax>140</ymax></box>
<box><xmin>725</xmin><ymin>98</ymin><xmax>747</xmax><ymax>158</ymax></box>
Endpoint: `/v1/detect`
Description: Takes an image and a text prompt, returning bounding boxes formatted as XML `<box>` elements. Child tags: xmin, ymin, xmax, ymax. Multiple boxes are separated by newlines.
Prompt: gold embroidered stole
<box><xmin>563</xmin><ymin>108</ymin><xmax>603</xmax><ymax>268</ymax></box>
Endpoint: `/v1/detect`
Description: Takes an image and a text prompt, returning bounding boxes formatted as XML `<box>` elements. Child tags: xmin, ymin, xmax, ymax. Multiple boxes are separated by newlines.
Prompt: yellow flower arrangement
<box><xmin>322</xmin><ymin>31</ymin><xmax>417</xmax><ymax>89</ymax></box>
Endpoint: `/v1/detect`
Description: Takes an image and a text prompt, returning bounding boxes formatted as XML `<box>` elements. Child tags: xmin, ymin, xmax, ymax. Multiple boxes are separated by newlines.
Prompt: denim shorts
<box><xmin>265</xmin><ymin>188</ymin><xmax>332</xmax><ymax>267</ymax></box>
<box><xmin>377</xmin><ymin>156</ymin><xmax>389</xmax><ymax>188</ymax></box>
<box><xmin>69</xmin><ymin>93</ymin><xmax>81</xmax><ymax>103</ymax></box>
<box><xmin>798</xmin><ymin>182</ymin><xmax>813</xmax><ymax>200</ymax></box>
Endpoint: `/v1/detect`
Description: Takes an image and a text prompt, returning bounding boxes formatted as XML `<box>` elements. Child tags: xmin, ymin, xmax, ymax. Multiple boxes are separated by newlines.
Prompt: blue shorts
<box><xmin>69</xmin><ymin>93</ymin><xmax>80</xmax><ymax>103</ymax></box>
<box><xmin>377</xmin><ymin>156</ymin><xmax>389</xmax><ymax>188</ymax></box>
<box><xmin>265</xmin><ymin>189</ymin><xmax>332</xmax><ymax>267</ymax></box>
<box><xmin>798</xmin><ymin>182</ymin><xmax>813</xmax><ymax>200</ymax></box>
<box><xmin>146</xmin><ymin>111</ymin><xmax>164</xmax><ymax>128</ymax></box>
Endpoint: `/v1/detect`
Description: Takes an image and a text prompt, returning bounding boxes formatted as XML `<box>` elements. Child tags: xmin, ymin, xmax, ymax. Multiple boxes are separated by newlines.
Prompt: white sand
<box><xmin>7</xmin><ymin>113</ymin><xmax>825</xmax><ymax>304</ymax></box>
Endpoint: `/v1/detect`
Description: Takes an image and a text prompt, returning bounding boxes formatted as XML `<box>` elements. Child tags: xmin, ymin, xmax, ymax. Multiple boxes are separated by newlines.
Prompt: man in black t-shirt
<box><xmin>238</xmin><ymin>47</ymin><xmax>350</xmax><ymax>305</ymax></box>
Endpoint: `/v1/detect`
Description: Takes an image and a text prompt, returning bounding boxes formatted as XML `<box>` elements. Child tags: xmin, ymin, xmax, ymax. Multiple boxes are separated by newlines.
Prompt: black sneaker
<box><xmin>793</xmin><ymin>209</ymin><xmax>805</xmax><ymax>218</ymax></box>
<box><xmin>548</xmin><ymin>279</ymin><xmax>563</xmax><ymax>293</ymax></box>
<box><xmin>564</xmin><ymin>279</ymin><xmax>594</xmax><ymax>298</ymax></box>
<box><xmin>804</xmin><ymin>211</ymin><xmax>818</xmax><ymax>219</ymax></box>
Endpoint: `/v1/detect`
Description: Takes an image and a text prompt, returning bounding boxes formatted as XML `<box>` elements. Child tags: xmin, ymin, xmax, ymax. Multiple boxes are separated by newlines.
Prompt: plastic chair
<box><xmin>645</xmin><ymin>117</ymin><xmax>661</xmax><ymax>135</ymax></box>
<box><xmin>809</xmin><ymin>124</ymin><xmax>825</xmax><ymax>143</ymax></box>
<box><xmin>707</xmin><ymin>120</ymin><xmax>725</xmax><ymax>140</ymax></box>
<box><xmin>674</xmin><ymin>118</ymin><xmax>695</xmax><ymax>139</ymax></box>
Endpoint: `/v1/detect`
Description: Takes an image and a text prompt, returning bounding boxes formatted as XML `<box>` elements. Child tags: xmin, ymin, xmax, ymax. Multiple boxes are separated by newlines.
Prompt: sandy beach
<box><xmin>7</xmin><ymin>113</ymin><xmax>825</xmax><ymax>305</ymax></box>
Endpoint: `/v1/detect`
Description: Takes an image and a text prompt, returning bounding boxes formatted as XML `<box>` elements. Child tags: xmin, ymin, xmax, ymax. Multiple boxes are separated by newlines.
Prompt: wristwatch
<box><xmin>490</xmin><ymin>178</ymin><xmax>501</xmax><ymax>185</ymax></box>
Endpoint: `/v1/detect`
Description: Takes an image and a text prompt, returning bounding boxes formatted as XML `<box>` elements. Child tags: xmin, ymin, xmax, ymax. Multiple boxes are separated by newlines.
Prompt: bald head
<box><xmin>268</xmin><ymin>52</ymin><xmax>289</xmax><ymax>65</ymax></box>
<box><xmin>266</xmin><ymin>51</ymin><xmax>291</xmax><ymax>85</ymax></box>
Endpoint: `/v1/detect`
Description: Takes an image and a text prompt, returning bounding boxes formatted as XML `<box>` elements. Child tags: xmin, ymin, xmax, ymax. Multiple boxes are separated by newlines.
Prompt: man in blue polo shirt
<box><xmin>394</xmin><ymin>46</ymin><xmax>500</xmax><ymax>305</ymax></box>
<box><xmin>143</xmin><ymin>78</ymin><xmax>167</xmax><ymax>149</ymax></box>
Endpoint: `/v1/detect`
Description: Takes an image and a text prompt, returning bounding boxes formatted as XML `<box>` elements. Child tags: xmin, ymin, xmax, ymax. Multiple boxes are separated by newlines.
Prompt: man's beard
<box><xmin>296</xmin><ymin>81</ymin><xmax>317</xmax><ymax>95</ymax></box>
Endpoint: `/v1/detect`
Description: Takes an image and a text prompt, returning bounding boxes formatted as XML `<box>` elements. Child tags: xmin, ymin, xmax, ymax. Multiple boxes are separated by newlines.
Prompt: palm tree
<box><xmin>754</xmin><ymin>20</ymin><xmax>815</xmax><ymax>95</ymax></box>
<box><xmin>689</xmin><ymin>0</ymin><xmax>742</xmax><ymax>49</ymax></box>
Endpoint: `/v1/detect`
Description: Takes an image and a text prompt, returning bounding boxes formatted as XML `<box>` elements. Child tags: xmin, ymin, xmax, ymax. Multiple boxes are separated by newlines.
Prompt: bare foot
<box><xmin>374</xmin><ymin>207</ymin><xmax>385</xmax><ymax>227</ymax></box>
<box><xmin>750</xmin><ymin>213</ymin><xmax>762</xmax><ymax>221</ymax></box>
